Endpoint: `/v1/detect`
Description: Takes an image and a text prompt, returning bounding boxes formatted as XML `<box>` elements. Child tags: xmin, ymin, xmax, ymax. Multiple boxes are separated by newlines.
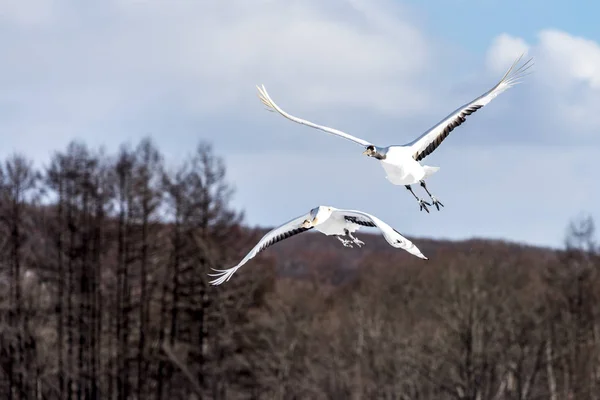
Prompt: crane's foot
<box><xmin>337</xmin><ymin>236</ymin><xmax>354</xmax><ymax>248</ymax></box>
<box><xmin>419</xmin><ymin>181</ymin><xmax>443</xmax><ymax>211</ymax></box>
<box><xmin>418</xmin><ymin>199</ymin><xmax>431</xmax><ymax>213</ymax></box>
<box><xmin>352</xmin><ymin>237</ymin><xmax>365</xmax><ymax>247</ymax></box>
<box><xmin>430</xmin><ymin>196</ymin><xmax>444</xmax><ymax>211</ymax></box>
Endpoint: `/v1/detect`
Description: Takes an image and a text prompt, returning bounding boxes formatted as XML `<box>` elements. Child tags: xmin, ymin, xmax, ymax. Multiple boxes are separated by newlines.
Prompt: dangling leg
<box><xmin>419</xmin><ymin>180</ymin><xmax>444</xmax><ymax>211</ymax></box>
<box><xmin>405</xmin><ymin>185</ymin><xmax>431</xmax><ymax>213</ymax></box>
<box><xmin>345</xmin><ymin>229</ymin><xmax>365</xmax><ymax>247</ymax></box>
<box><xmin>336</xmin><ymin>235</ymin><xmax>354</xmax><ymax>248</ymax></box>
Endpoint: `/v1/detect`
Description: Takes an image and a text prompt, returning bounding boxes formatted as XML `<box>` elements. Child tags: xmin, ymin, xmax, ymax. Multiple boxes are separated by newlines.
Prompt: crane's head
<box><xmin>362</xmin><ymin>145</ymin><xmax>386</xmax><ymax>160</ymax></box>
<box><xmin>302</xmin><ymin>206</ymin><xmax>334</xmax><ymax>228</ymax></box>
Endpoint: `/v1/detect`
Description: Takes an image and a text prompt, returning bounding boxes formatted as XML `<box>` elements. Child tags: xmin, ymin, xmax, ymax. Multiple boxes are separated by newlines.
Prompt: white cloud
<box><xmin>0</xmin><ymin>0</ymin><xmax>442</xmax><ymax>167</ymax></box>
<box><xmin>534</xmin><ymin>30</ymin><xmax>600</xmax><ymax>133</ymax></box>
<box><xmin>3</xmin><ymin>0</ymin><xmax>434</xmax><ymax>112</ymax></box>
<box><xmin>484</xmin><ymin>30</ymin><xmax>600</xmax><ymax>141</ymax></box>
<box><xmin>486</xmin><ymin>33</ymin><xmax>530</xmax><ymax>75</ymax></box>
<box><xmin>537</xmin><ymin>29</ymin><xmax>600</xmax><ymax>89</ymax></box>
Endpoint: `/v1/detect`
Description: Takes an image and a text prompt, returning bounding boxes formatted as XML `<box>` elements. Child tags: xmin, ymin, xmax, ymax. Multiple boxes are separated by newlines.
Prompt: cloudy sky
<box><xmin>1</xmin><ymin>0</ymin><xmax>598</xmax><ymax>248</ymax></box>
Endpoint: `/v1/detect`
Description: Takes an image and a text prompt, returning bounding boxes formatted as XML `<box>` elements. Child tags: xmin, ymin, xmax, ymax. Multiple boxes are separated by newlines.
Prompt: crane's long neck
<box><xmin>373</xmin><ymin>146</ymin><xmax>387</xmax><ymax>160</ymax></box>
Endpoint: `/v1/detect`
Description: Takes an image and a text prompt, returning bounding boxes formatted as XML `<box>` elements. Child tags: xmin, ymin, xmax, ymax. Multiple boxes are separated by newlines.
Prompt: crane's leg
<box><xmin>345</xmin><ymin>229</ymin><xmax>365</xmax><ymax>247</ymax></box>
<box><xmin>405</xmin><ymin>185</ymin><xmax>431</xmax><ymax>213</ymax></box>
<box><xmin>336</xmin><ymin>236</ymin><xmax>354</xmax><ymax>248</ymax></box>
<box><xmin>419</xmin><ymin>180</ymin><xmax>444</xmax><ymax>211</ymax></box>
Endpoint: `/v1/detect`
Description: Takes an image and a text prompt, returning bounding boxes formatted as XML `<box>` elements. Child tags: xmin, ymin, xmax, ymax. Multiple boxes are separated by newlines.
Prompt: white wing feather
<box><xmin>257</xmin><ymin>85</ymin><xmax>374</xmax><ymax>148</ymax></box>
<box><xmin>208</xmin><ymin>212</ymin><xmax>313</xmax><ymax>285</ymax></box>
<box><xmin>407</xmin><ymin>54</ymin><xmax>534</xmax><ymax>161</ymax></box>
<box><xmin>335</xmin><ymin>209</ymin><xmax>427</xmax><ymax>259</ymax></box>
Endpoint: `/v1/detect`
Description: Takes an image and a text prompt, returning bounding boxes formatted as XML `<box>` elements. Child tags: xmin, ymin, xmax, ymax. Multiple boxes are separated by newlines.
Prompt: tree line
<box><xmin>0</xmin><ymin>137</ymin><xmax>598</xmax><ymax>399</ymax></box>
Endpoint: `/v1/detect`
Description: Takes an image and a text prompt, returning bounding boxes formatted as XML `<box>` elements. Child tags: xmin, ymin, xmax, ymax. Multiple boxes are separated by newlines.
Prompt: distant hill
<box><xmin>235</xmin><ymin>225</ymin><xmax>561</xmax><ymax>285</ymax></box>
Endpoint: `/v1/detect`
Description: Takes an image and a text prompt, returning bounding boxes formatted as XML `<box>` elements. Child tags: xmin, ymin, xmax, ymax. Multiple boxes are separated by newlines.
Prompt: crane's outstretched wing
<box><xmin>407</xmin><ymin>54</ymin><xmax>533</xmax><ymax>162</ymax></box>
<box><xmin>208</xmin><ymin>211</ymin><xmax>314</xmax><ymax>285</ymax></box>
<box><xmin>334</xmin><ymin>209</ymin><xmax>427</xmax><ymax>259</ymax></box>
<box><xmin>257</xmin><ymin>84</ymin><xmax>374</xmax><ymax>147</ymax></box>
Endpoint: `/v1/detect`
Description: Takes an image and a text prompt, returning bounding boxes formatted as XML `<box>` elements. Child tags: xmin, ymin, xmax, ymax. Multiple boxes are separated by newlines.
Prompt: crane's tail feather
<box><xmin>207</xmin><ymin>266</ymin><xmax>240</xmax><ymax>286</ymax></box>
<box><xmin>423</xmin><ymin>166</ymin><xmax>440</xmax><ymax>178</ymax></box>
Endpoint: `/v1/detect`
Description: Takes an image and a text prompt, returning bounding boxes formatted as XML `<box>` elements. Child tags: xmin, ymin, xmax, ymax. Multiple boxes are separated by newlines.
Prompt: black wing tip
<box><xmin>413</xmin><ymin>103</ymin><xmax>484</xmax><ymax>161</ymax></box>
<box><xmin>258</xmin><ymin>226</ymin><xmax>312</xmax><ymax>253</ymax></box>
<box><xmin>344</xmin><ymin>215</ymin><xmax>376</xmax><ymax>227</ymax></box>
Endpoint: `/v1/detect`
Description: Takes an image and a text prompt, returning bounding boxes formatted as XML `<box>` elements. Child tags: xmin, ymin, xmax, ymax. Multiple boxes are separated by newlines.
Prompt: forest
<box><xmin>0</xmin><ymin>137</ymin><xmax>598</xmax><ymax>400</ymax></box>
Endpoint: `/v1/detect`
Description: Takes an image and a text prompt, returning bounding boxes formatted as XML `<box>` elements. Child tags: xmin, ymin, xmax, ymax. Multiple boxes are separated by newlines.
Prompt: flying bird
<box><xmin>256</xmin><ymin>54</ymin><xmax>533</xmax><ymax>213</ymax></box>
<box><xmin>208</xmin><ymin>205</ymin><xmax>427</xmax><ymax>285</ymax></box>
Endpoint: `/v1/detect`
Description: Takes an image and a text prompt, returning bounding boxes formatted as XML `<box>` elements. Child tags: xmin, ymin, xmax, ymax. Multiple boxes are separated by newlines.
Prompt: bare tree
<box><xmin>0</xmin><ymin>154</ymin><xmax>40</xmax><ymax>399</ymax></box>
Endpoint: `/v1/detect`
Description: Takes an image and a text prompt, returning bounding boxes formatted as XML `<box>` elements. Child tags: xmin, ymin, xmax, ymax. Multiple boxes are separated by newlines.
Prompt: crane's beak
<box><xmin>362</xmin><ymin>149</ymin><xmax>369</xmax><ymax>155</ymax></box>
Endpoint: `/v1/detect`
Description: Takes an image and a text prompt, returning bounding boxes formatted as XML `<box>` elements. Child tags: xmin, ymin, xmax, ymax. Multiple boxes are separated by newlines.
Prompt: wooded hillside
<box><xmin>0</xmin><ymin>137</ymin><xmax>597</xmax><ymax>399</ymax></box>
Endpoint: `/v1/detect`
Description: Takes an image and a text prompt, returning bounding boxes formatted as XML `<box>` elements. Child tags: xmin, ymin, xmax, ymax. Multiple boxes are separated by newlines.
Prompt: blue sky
<box><xmin>1</xmin><ymin>0</ymin><xmax>599</xmax><ymax>248</ymax></box>
<box><xmin>404</xmin><ymin>0</ymin><xmax>599</xmax><ymax>52</ymax></box>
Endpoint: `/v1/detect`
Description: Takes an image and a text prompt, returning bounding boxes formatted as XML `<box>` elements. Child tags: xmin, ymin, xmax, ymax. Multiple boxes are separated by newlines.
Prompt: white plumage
<box><xmin>208</xmin><ymin>205</ymin><xmax>427</xmax><ymax>285</ymax></box>
<box><xmin>257</xmin><ymin>54</ymin><xmax>533</xmax><ymax>213</ymax></box>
